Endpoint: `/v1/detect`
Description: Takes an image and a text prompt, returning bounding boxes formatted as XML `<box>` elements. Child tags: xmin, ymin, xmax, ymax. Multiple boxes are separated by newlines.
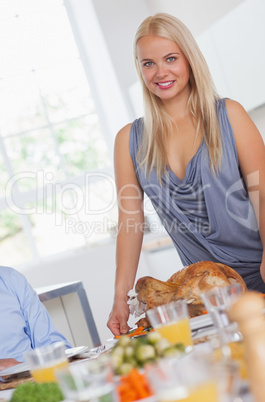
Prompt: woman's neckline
<box><xmin>166</xmin><ymin>141</ymin><xmax>203</xmax><ymax>183</ymax></box>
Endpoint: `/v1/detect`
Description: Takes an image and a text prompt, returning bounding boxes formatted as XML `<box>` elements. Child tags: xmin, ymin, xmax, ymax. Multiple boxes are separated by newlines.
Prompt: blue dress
<box><xmin>129</xmin><ymin>99</ymin><xmax>265</xmax><ymax>292</ymax></box>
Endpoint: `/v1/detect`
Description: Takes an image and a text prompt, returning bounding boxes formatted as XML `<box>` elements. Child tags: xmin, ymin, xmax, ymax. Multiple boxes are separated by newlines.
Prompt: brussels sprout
<box><xmin>124</xmin><ymin>345</ymin><xmax>134</xmax><ymax>359</ymax></box>
<box><xmin>112</xmin><ymin>345</ymin><xmax>125</xmax><ymax>357</ymax></box>
<box><xmin>125</xmin><ymin>357</ymin><xmax>138</xmax><ymax>367</ymax></box>
<box><xmin>146</xmin><ymin>331</ymin><xmax>162</xmax><ymax>344</ymax></box>
<box><xmin>117</xmin><ymin>335</ymin><xmax>132</xmax><ymax>347</ymax></box>
<box><xmin>154</xmin><ymin>338</ymin><xmax>171</xmax><ymax>356</ymax></box>
<box><xmin>111</xmin><ymin>353</ymin><xmax>124</xmax><ymax>370</ymax></box>
<box><xmin>162</xmin><ymin>346</ymin><xmax>183</xmax><ymax>358</ymax></box>
<box><xmin>116</xmin><ymin>362</ymin><xmax>134</xmax><ymax>376</ymax></box>
<box><xmin>135</xmin><ymin>344</ymin><xmax>156</xmax><ymax>363</ymax></box>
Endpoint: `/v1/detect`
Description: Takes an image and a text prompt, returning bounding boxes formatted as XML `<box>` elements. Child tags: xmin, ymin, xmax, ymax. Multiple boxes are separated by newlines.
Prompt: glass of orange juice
<box><xmin>24</xmin><ymin>341</ymin><xmax>68</xmax><ymax>383</ymax></box>
<box><xmin>55</xmin><ymin>355</ymin><xmax>117</xmax><ymax>401</ymax></box>
<box><xmin>146</xmin><ymin>353</ymin><xmax>219</xmax><ymax>402</ymax></box>
<box><xmin>147</xmin><ymin>300</ymin><xmax>193</xmax><ymax>348</ymax></box>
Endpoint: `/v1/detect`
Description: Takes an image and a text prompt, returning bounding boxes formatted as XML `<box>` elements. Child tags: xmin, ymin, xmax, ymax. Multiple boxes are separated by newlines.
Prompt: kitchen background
<box><xmin>0</xmin><ymin>0</ymin><xmax>264</xmax><ymax>344</ymax></box>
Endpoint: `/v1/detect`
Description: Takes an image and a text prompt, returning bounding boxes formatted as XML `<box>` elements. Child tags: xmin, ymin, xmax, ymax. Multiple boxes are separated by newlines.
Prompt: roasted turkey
<box><xmin>133</xmin><ymin>261</ymin><xmax>247</xmax><ymax>328</ymax></box>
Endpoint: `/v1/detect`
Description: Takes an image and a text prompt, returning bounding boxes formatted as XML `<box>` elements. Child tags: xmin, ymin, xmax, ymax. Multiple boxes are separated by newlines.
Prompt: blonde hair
<box><xmin>133</xmin><ymin>13</ymin><xmax>222</xmax><ymax>179</ymax></box>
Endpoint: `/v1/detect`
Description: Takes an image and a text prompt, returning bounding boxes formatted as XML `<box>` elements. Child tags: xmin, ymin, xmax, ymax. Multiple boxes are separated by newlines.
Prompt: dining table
<box><xmin>0</xmin><ymin>324</ymin><xmax>255</xmax><ymax>402</ymax></box>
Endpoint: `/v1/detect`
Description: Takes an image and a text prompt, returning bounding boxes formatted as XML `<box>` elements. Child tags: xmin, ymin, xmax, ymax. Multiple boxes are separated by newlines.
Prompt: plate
<box><xmin>0</xmin><ymin>346</ymin><xmax>90</xmax><ymax>377</ymax></box>
<box><xmin>65</xmin><ymin>345</ymin><xmax>89</xmax><ymax>359</ymax></box>
<box><xmin>0</xmin><ymin>362</ymin><xmax>29</xmax><ymax>377</ymax></box>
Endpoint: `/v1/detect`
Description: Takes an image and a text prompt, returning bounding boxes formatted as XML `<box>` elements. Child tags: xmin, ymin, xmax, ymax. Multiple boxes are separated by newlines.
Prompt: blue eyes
<box><xmin>144</xmin><ymin>61</ymin><xmax>154</xmax><ymax>67</ymax></box>
<box><xmin>143</xmin><ymin>57</ymin><xmax>176</xmax><ymax>67</ymax></box>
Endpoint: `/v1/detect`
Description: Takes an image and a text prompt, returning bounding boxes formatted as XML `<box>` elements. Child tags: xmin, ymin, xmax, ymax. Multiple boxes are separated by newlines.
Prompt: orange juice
<box><xmin>214</xmin><ymin>340</ymin><xmax>247</xmax><ymax>380</ymax></box>
<box><xmin>156</xmin><ymin>318</ymin><xmax>193</xmax><ymax>347</ymax></box>
<box><xmin>228</xmin><ymin>341</ymin><xmax>247</xmax><ymax>379</ymax></box>
<box><xmin>159</xmin><ymin>381</ymin><xmax>218</xmax><ymax>402</ymax></box>
<box><xmin>185</xmin><ymin>381</ymin><xmax>219</xmax><ymax>402</ymax></box>
<box><xmin>31</xmin><ymin>359</ymin><xmax>69</xmax><ymax>383</ymax></box>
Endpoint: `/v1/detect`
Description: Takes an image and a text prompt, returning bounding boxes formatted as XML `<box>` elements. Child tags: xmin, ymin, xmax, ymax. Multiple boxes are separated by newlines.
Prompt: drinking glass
<box><xmin>146</xmin><ymin>353</ymin><xmax>219</xmax><ymax>402</ymax></box>
<box><xmin>201</xmin><ymin>284</ymin><xmax>248</xmax><ymax>381</ymax></box>
<box><xmin>147</xmin><ymin>300</ymin><xmax>193</xmax><ymax>348</ymax></box>
<box><xmin>24</xmin><ymin>341</ymin><xmax>68</xmax><ymax>383</ymax></box>
<box><xmin>55</xmin><ymin>355</ymin><xmax>118</xmax><ymax>402</ymax></box>
<box><xmin>201</xmin><ymin>283</ymin><xmax>243</xmax><ymax>333</ymax></box>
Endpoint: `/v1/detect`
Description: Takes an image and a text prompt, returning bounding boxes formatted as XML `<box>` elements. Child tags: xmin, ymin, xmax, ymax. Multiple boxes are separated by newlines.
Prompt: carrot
<box><xmin>117</xmin><ymin>384</ymin><xmax>137</xmax><ymax>401</ymax></box>
<box><xmin>202</xmin><ymin>310</ymin><xmax>208</xmax><ymax>314</ymax></box>
<box><xmin>114</xmin><ymin>326</ymin><xmax>145</xmax><ymax>339</ymax></box>
<box><xmin>127</xmin><ymin>368</ymin><xmax>150</xmax><ymax>399</ymax></box>
<box><xmin>116</xmin><ymin>368</ymin><xmax>153</xmax><ymax>402</ymax></box>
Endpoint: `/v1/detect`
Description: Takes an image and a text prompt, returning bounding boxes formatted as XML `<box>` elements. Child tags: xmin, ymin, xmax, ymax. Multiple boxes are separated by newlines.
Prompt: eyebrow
<box><xmin>140</xmin><ymin>52</ymin><xmax>180</xmax><ymax>63</ymax></box>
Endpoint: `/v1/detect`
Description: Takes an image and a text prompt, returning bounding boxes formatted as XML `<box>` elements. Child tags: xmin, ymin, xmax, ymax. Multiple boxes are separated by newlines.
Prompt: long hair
<box><xmin>133</xmin><ymin>13</ymin><xmax>222</xmax><ymax>179</ymax></box>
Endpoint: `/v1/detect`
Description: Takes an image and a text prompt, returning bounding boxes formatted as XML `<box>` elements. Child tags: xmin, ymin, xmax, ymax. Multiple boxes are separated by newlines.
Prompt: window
<box><xmin>0</xmin><ymin>0</ymin><xmax>120</xmax><ymax>266</ymax></box>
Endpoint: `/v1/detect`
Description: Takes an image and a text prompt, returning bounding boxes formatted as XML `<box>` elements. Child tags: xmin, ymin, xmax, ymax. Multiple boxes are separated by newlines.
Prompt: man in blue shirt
<box><xmin>0</xmin><ymin>266</ymin><xmax>71</xmax><ymax>371</ymax></box>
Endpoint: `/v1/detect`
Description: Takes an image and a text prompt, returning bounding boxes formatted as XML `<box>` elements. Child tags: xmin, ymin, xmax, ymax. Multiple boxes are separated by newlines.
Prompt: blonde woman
<box><xmin>107</xmin><ymin>13</ymin><xmax>265</xmax><ymax>336</ymax></box>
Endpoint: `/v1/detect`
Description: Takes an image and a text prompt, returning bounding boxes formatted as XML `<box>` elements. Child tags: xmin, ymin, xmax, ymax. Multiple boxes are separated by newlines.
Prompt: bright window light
<box><xmin>0</xmin><ymin>0</ymin><xmax>118</xmax><ymax>267</ymax></box>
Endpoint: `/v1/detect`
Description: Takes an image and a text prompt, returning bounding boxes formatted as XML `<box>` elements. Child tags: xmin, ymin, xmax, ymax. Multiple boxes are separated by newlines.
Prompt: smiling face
<box><xmin>136</xmin><ymin>35</ymin><xmax>191</xmax><ymax>105</ymax></box>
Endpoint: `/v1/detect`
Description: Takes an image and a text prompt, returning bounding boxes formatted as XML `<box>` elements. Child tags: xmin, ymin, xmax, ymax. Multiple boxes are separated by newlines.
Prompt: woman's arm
<box><xmin>226</xmin><ymin>99</ymin><xmax>265</xmax><ymax>281</ymax></box>
<box><xmin>107</xmin><ymin>123</ymin><xmax>145</xmax><ymax>336</ymax></box>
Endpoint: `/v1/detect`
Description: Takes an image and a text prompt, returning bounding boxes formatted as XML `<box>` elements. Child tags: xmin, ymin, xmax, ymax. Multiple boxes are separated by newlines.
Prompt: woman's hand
<box><xmin>0</xmin><ymin>358</ymin><xmax>21</xmax><ymax>371</ymax></box>
<box><xmin>107</xmin><ymin>299</ymin><xmax>130</xmax><ymax>336</ymax></box>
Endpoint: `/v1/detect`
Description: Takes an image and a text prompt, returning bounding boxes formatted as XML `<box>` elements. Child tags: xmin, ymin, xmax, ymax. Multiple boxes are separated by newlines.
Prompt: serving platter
<box><xmin>189</xmin><ymin>313</ymin><xmax>213</xmax><ymax>331</ymax></box>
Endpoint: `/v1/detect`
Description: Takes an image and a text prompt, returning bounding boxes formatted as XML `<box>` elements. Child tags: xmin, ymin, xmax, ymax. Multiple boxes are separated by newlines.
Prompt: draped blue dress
<box><xmin>129</xmin><ymin>98</ymin><xmax>265</xmax><ymax>292</ymax></box>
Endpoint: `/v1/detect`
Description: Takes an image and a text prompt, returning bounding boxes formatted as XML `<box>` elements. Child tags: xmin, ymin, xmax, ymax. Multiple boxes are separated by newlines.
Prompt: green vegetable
<box><xmin>154</xmin><ymin>338</ymin><xmax>171</xmax><ymax>355</ymax></box>
<box><xmin>124</xmin><ymin>345</ymin><xmax>134</xmax><ymax>359</ymax></box>
<box><xmin>117</xmin><ymin>336</ymin><xmax>132</xmax><ymax>347</ymax></box>
<box><xmin>135</xmin><ymin>344</ymin><xmax>156</xmax><ymax>363</ymax></box>
<box><xmin>10</xmin><ymin>381</ymin><xmax>64</xmax><ymax>402</ymax></box>
<box><xmin>116</xmin><ymin>362</ymin><xmax>135</xmax><ymax>376</ymax></box>
<box><xmin>162</xmin><ymin>346</ymin><xmax>184</xmax><ymax>358</ymax></box>
<box><xmin>146</xmin><ymin>331</ymin><xmax>162</xmax><ymax>344</ymax></box>
<box><xmin>110</xmin><ymin>330</ymin><xmax>186</xmax><ymax>374</ymax></box>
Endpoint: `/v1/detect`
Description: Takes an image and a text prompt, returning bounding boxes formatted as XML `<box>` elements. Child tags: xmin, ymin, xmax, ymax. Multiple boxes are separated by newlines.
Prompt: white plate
<box><xmin>0</xmin><ymin>346</ymin><xmax>90</xmax><ymax>377</ymax></box>
<box><xmin>65</xmin><ymin>345</ymin><xmax>89</xmax><ymax>358</ymax></box>
<box><xmin>0</xmin><ymin>362</ymin><xmax>29</xmax><ymax>377</ymax></box>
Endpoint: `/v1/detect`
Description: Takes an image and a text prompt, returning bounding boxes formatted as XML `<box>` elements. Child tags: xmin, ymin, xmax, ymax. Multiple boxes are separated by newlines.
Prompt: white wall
<box><xmin>145</xmin><ymin>0</ymin><xmax>245</xmax><ymax>36</ymax></box>
<box><xmin>196</xmin><ymin>0</ymin><xmax>265</xmax><ymax>112</ymax></box>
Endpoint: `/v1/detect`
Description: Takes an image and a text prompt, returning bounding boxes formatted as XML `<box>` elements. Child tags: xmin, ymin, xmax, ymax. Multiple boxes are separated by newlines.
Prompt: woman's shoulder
<box><xmin>115</xmin><ymin>118</ymin><xmax>143</xmax><ymax>145</ymax></box>
<box><xmin>225</xmin><ymin>98</ymin><xmax>246</xmax><ymax>113</ymax></box>
<box><xmin>216</xmin><ymin>97</ymin><xmax>243</xmax><ymax>109</ymax></box>
<box><xmin>224</xmin><ymin>99</ymin><xmax>254</xmax><ymax>131</ymax></box>
<box><xmin>216</xmin><ymin>98</ymin><xmax>249</xmax><ymax>128</ymax></box>
<box><xmin>116</xmin><ymin>122</ymin><xmax>131</xmax><ymax>140</ymax></box>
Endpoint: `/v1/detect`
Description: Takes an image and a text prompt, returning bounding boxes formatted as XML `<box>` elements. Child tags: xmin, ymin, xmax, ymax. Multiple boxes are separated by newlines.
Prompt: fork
<box><xmin>78</xmin><ymin>344</ymin><xmax>106</xmax><ymax>359</ymax></box>
<box><xmin>93</xmin><ymin>344</ymin><xmax>105</xmax><ymax>354</ymax></box>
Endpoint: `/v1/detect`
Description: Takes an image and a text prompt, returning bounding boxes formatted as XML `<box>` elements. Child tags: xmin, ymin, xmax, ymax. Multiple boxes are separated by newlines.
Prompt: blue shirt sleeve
<box><xmin>21</xmin><ymin>276</ymin><xmax>72</xmax><ymax>350</ymax></box>
<box><xmin>0</xmin><ymin>266</ymin><xmax>71</xmax><ymax>362</ymax></box>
